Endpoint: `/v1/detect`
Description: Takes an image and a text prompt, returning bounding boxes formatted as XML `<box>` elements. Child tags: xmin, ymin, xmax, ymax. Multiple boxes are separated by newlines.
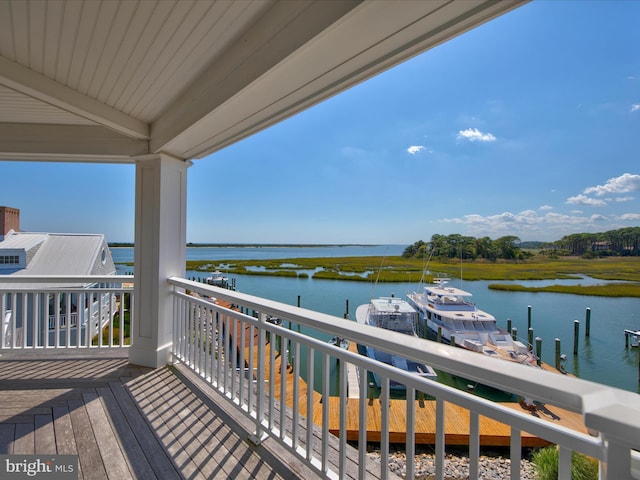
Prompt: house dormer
<box><xmin>0</xmin><ymin>231</ymin><xmax>46</xmax><ymax>272</ymax></box>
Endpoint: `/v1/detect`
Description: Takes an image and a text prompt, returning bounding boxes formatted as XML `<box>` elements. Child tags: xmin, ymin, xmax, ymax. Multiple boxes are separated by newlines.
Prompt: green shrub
<box><xmin>531</xmin><ymin>446</ymin><xmax>598</xmax><ymax>480</ymax></box>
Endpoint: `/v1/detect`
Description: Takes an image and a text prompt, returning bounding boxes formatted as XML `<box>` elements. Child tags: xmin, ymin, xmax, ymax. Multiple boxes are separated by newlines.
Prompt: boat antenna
<box><xmin>370</xmin><ymin>247</ymin><xmax>388</xmax><ymax>299</ymax></box>
<box><xmin>459</xmin><ymin>240</ymin><xmax>463</xmax><ymax>289</ymax></box>
<box><xmin>418</xmin><ymin>243</ymin><xmax>435</xmax><ymax>285</ymax></box>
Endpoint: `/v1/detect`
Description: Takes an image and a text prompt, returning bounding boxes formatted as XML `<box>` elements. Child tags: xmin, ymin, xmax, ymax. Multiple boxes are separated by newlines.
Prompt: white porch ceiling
<box><xmin>0</xmin><ymin>0</ymin><xmax>526</xmax><ymax>163</ymax></box>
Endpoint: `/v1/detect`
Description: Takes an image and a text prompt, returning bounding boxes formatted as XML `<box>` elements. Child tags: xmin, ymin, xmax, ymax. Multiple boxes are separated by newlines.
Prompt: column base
<box><xmin>128</xmin><ymin>343</ymin><xmax>172</xmax><ymax>368</ymax></box>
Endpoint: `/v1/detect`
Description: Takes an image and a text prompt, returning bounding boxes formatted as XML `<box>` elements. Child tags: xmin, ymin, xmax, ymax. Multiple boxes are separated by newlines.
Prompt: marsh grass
<box><xmin>183</xmin><ymin>255</ymin><xmax>640</xmax><ymax>296</ymax></box>
<box><xmin>531</xmin><ymin>446</ymin><xmax>598</xmax><ymax>480</ymax></box>
<box><xmin>489</xmin><ymin>282</ymin><xmax>640</xmax><ymax>297</ymax></box>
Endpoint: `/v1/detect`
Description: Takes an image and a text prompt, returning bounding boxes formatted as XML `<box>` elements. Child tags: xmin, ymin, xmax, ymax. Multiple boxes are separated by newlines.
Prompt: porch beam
<box><xmin>0</xmin><ymin>56</ymin><xmax>149</xmax><ymax>140</ymax></box>
<box><xmin>0</xmin><ymin>123</ymin><xmax>148</xmax><ymax>162</ymax></box>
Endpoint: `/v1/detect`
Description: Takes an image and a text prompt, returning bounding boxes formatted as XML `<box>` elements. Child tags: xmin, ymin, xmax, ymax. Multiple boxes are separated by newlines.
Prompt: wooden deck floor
<box><xmin>0</xmin><ymin>352</ymin><xmax>388</xmax><ymax>480</ymax></box>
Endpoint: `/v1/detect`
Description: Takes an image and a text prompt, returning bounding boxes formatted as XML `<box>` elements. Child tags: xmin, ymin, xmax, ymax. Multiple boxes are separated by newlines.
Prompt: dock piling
<box><xmin>528</xmin><ymin>327</ymin><xmax>534</xmax><ymax>352</ymax></box>
<box><xmin>555</xmin><ymin>338</ymin><xmax>561</xmax><ymax>370</ymax></box>
<box><xmin>527</xmin><ymin>305</ymin><xmax>532</xmax><ymax>329</ymax></box>
<box><xmin>511</xmin><ymin>327</ymin><xmax>517</xmax><ymax>341</ymax></box>
<box><xmin>506</xmin><ymin>318</ymin><xmax>512</xmax><ymax>336</ymax></box>
<box><xmin>573</xmin><ymin>320</ymin><xmax>579</xmax><ymax>355</ymax></box>
<box><xmin>585</xmin><ymin>308</ymin><xmax>591</xmax><ymax>337</ymax></box>
<box><xmin>535</xmin><ymin>337</ymin><xmax>542</xmax><ymax>366</ymax></box>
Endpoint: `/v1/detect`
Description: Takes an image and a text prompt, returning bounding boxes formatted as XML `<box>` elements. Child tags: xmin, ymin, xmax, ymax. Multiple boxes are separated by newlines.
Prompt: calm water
<box><xmin>112</xmin><ymin>246</ymin><xmax>640</xmax><ymax>393</ymax></box>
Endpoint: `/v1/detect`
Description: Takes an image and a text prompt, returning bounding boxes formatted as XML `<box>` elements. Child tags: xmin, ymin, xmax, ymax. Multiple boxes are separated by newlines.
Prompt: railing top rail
<box><xmin>169</xmin><ymin>276</ymin><xmax>640</xmax><ymax>450</ymax></box>
<box><xmin>0</xmin><ymin>275</ymin><xmax>134</xmax><ymax>286</ymax></box>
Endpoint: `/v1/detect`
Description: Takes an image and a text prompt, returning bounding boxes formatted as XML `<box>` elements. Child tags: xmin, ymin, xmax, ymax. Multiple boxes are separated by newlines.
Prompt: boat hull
<box><xmin>355</xmin><ymin>301</ymin><xmax>436</xmax><ymax>389</ymax></box>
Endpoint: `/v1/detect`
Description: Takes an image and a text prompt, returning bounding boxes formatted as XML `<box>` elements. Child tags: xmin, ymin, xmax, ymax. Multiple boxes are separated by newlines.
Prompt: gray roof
<box><xmin>0</xmin><ymin>232</ymin><xmax>116</xmax><ymax>287</ymax></box>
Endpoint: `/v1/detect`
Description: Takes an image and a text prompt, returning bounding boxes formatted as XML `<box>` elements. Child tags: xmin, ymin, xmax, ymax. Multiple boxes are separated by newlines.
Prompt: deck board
<box><xmin>68</xmin><ymin>397</ymin><xmax>109</xmax><ymax>480</ymax></box>
<box><xmin>0</xmin><ymin>423</ymin><xmax>15</xmax><ymax>454</ymax></box>
<box><xmin>34</xmin><ymin>413</ymin><xmax>55</xmax><ymax>454</ymax></box>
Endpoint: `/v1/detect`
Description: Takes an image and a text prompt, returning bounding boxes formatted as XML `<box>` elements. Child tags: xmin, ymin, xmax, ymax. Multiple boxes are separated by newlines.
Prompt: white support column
<box><xmin>129</xmin><ymin>153</ymin><xmax>189</xmax><ymax>368</ymax></box>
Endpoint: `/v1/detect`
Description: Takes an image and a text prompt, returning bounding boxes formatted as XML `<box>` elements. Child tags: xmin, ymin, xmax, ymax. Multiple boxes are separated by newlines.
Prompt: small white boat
<box><xmin>206</xmin><ymin>271</ymin><xmax>228</xmax><ymax>286</ymax></box>
<box><xmin>625</xmin><ymin>329</ymin><xmax>640</xmax><ymax>347</ymax></box>
<box><xmin>407</xmin><ymin>280</ymin><xmax>538</xmax><ymax>367</ymax></box>
<box><xmin>328</xmin><ymin>336</ymin><xmax>349</xmax><ymax>349</ymax></box>
<box><xmin>355</xmin><ymin>296</ymin><xmax>437</xmax><ymax>389</ymax></box>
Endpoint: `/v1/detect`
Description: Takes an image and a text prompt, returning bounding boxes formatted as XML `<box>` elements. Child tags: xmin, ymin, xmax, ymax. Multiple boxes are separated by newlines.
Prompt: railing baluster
<box><xmin>558</xmin><ymin>445</ymin><xmax>571</xmax><ymax>480</ymax></box>
<box><xmin>32</xmin><ymin>292</ymin><xmax>39</xmax><ymax>348</ymax></box>
<box><xmin>54</xmin><ymin>292</ymin><xmax>61</xmax><ymax>348</ymax></box>
<box><xmin>436</xmin><ymin>397</ymin><xmax>445</xmax><ymax>480</ymax></box>
<box><xmin>254</xmin><ymin>315</ymin><xmax>266</xmax><ymax>442</ymax></box>
<box><xmin>197</xmin><ymin>304</ymin><xmax>204</xmax><ymax>373</ymax></box>
<box><xmin>21</xmin><ymin>292</ymin><xmax>27</xmax><ymax>348</ymax></box>
<box><xmin>108</xmin><ymin>291</ymin><xmax>114</xmax><ymax>347</ymax></box>
<box><xmin>510</xmin><ymin>427</ymin><xmax>521</xmax><ymax>480</ymax></box>
<box><xmin>406</xmin><ymin>386</ymin><xmax>416</xmax><ymax>480</ymax></box>
<box><xmin>231</xmin><ymin>316</ymin><xmax>238</xmax><ymax>400</ymax></box>
<box><xmin>339</xmin><ymin>356</ymin><xmax>347</xmax><ymax>478</ymax></box>
<box><xmin>292</xmin><ymin>340</ymin><xmax>300</xmax><ymax>452</ymax></box>
<box><xmin>242</xmin><ymin>324</ymin><xmax>252</xmax><ymax>412</ymax></box>
<box><xmin>380</xmin><ymin>377</ymin><xmax>390</xmax><ymax>480</ymax></box>
<box><xmin>321</xmin><ymin>353</ymin><xmax>329</xmax><ymax>474</ymax></box>
<box><xmin>203</xmin><ymin>306</ymin><xmax>210</xmax><ymax>380</ymax></box>
<box><xmin>0</xmin><ymin>292</ymin><xmax>6</xmax><ymax>349</ymax></box>
<box><xmin>64</xmin><ymin>292</ymin><xmax>70</xmax><ymax>348</ymax></box>
<box><xmin>216</xmin><ymin>311</ymin><xmax>222</xmax><ymax>388</ymax></box>
<box><xmin>358</xmin><ymin>366</ymin><xmax>368</xmax><ymax>480</ymax></box>
<box><xmin>120</xmin><ymin>290</ymin><xmax>126</xmax><ymax>347</ymax></box>
<box><xmin>305</xmin><ymin>345</ymin><xmax>315</xmax><ymax>461</ymax></box>
<box><xmin>13</xmin><ymin>292</ymin><xmax>18</xmax><ymax>348</ymax></box>
<box><xmin>280</xmin><ymin>335</ymin><xmax>289</xmax><ymax>441</ymax></box>
<box><xmin>469</xmin><ymin>410</ymin><xmax>480</xmax><ymax>480</ymax></box>
<box><xmin>268</xmin><ymin>331</ymin><xmax>276</xmax><ymax>430</ymax></box>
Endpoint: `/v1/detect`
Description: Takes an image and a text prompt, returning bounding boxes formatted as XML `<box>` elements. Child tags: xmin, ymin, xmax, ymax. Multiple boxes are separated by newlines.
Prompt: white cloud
<box><xmin>437</xmin><ymin>210</ymin><xmax>612</xmax><ymax>241</ymax></box>
<box><xmin>457</xmin><ymin>128</ymin><xmax>496</xmax><ymax>142</ymax></box>
<box><xmin>539</xmin><ymin>205</ymin><xmax>553</xmax><ymax>211</ymax></box>
<box><xmin>583</xmin><ymin>173</ymin><xmax>640</xmax><ymax>196</ymax></box>
<box><xmin>620</xmin><ymin>213</ymin><xmax>640</xmax><ymax>221</ymax></box>
<box><xmin>566</xmin><ymin>194</ymin><xmax>607</xmax><ymax>207</ymax></box>
<box><xmin>615</xmin><ymin>196</ymin><xmax>635</xmax><ymax>202</ymax></box>
<box><xmin>632</xmin><ymin>104</ymin><xmax>640</xmax><ymax>112</ymax></box>
<box><xmin>407</xmin><ymin>145</ymin><xmax>425</xmax><ymax>155</ymax></box>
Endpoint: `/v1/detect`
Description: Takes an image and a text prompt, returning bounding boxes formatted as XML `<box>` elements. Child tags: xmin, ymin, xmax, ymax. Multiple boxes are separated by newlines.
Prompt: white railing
<box><xmin>170</xmin><ymin>277</ymin><xmax>640</xmax><ymax>480</ymax></box>
<box><xmin>0</xmin><ymin>275</ymin><xmax>133</xmax><ymax>349</ymax></box>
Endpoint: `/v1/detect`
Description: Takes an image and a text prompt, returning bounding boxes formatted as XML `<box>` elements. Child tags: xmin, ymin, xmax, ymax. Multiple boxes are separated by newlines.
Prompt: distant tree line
<box><xmin>402</xmin><ymin>234</ymin><xmax>531</xmax><ymax>261</ymax></box>
<box><xmin>546</xmin><ymin>227</ymin><xmax>640</xmax><ymax>257</ymax></box>
<box><xmin>403</xmin><ymin>227</ymin><xmax>640</xmax><ymax>261</ymax></box>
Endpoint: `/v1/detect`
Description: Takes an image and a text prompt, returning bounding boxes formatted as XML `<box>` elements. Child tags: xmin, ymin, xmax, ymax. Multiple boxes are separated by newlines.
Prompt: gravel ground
<box><xmin>367</xmin><ymin>447</ymin><xmax>538</xmax><ymax>480</ymax></box>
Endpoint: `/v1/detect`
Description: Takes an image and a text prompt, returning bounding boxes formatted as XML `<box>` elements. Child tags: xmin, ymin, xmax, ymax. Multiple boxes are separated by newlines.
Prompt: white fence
<box><xmin>170</xmin><ymin>277</ymin><xmax>640</xmax><ymax>480</ymax></box>
<box><xmin>0</xmin><ymin>275</ymin><xmax>132</xmax><ymax>349</ymax></box>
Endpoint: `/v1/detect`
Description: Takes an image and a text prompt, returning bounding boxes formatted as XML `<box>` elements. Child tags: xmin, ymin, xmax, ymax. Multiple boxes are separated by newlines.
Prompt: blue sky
<box><xmin>2</xmin><ymin>1</ymin><xmax>639</xmax><ymax>245</ymax></box>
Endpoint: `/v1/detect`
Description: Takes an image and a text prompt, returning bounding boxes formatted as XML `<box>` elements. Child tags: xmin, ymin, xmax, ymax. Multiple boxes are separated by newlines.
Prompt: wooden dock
<box><xmin>241</xmin><ymin>326</ymin><xmax>588</xmax><ymax>448</ymax></box>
